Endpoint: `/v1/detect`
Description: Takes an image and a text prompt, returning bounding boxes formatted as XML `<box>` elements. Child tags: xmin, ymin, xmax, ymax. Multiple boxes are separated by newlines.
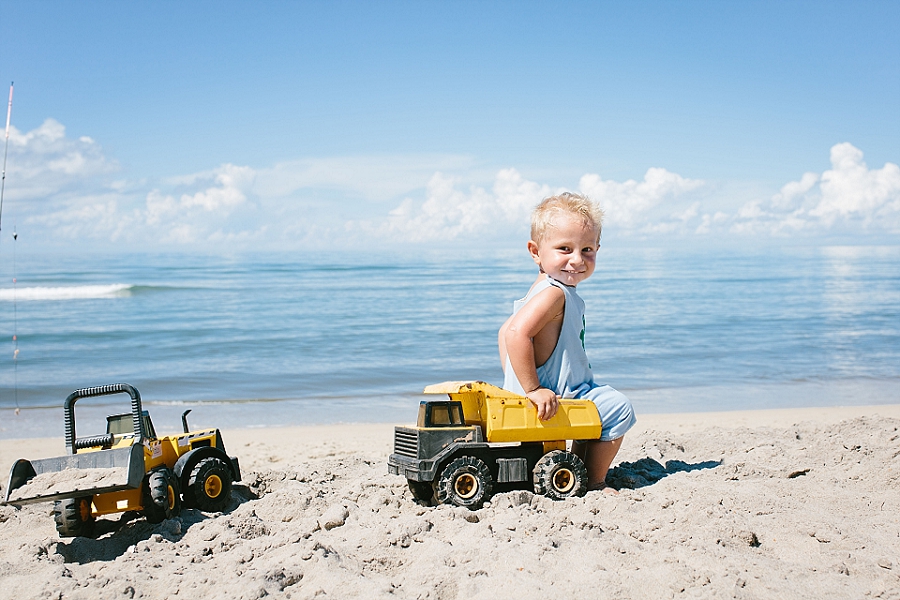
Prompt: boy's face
<box><xmin>527</xmin><ymin>213</ymin><xmax>599</xmax><ymax>287</ymax></box>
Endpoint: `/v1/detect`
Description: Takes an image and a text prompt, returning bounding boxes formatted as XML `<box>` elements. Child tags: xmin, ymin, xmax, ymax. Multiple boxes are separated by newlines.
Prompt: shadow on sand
<box><xmin>606</xmin><ymin>457</ymin><xmax>721</xmax><ymax>490</ymax></box>
<box><xmin>53</xmin><ymin>483</ymin><xmax>257</xmax><ymax>564</ymax></box>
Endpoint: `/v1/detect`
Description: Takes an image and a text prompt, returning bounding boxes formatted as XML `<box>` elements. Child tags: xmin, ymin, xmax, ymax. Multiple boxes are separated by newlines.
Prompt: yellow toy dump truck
<box><xmin>3</xmin><ymin>383</ymin><xmax>241</xmax><ymax>537</ymax></box>
<box><xmin>388</xmin><ymin>381</ymin><xmax>602</xmax><ymax>509</ymax></box>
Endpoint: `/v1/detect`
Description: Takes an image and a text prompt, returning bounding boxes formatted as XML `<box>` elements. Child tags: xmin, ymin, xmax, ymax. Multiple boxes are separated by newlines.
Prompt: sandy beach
<box><xmin>1</xmin><ymin>404</ymin><xmax>899</xmax><ymax>599</ymax></box>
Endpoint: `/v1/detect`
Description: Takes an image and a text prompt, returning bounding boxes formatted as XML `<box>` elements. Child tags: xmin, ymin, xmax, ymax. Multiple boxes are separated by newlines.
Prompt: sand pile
<box><xmin>6</xmin><ymin>467</ymin><xmax>130</xmax><ymax>503</ymax></box>
<box><xmin>0</xmin><ymin>414</ymin><xmax>898</xmax><ymax>599</ymax></box>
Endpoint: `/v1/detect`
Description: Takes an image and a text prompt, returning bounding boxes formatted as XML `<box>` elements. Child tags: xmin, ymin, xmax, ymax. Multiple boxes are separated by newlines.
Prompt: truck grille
<box><xmin>393</xmin><ymin>429</ymin><xmax>419</xmax><ymax>458</ymax></box>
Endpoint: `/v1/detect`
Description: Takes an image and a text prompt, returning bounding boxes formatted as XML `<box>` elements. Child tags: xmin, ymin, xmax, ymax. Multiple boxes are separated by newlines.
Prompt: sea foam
<box><xmin>0</xmin><ymin>284</ymin><xmax>132</xmax><ymax>301</ymax></box>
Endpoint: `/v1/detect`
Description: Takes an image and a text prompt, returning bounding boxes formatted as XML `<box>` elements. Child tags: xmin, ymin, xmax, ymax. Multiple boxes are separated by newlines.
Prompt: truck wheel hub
<box><xmin>78</xmin><ymin>498</ymin><xmax>92</xmax><ymax>521</ymax></box>
<box><xmin>205</xmin><ymin>474</ymin><xmax>223</xmax><ymax>498</ymax></box>
<box><xmin>553</xmin><ymin>468</ymin><xmax>575</xmax><ymax>493</ymax></box>
<box><xmin>454</xmin><ymin>473</ymin><xmax>478</xmax><ymax>499</ymax></box>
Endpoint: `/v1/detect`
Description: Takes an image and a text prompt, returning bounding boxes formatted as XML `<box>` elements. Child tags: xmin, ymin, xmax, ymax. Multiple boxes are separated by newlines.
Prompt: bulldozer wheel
<box><xmin>185</xmin><ymin>457</ymin><xmax>232</xmax><ymax>512</ymax></box>
<box><xmin>533</xmin><ymin>450</ymin><xmax>587</xmax><ymax>500</ymax></box>
<box><xmin>143</xmin><ymin>468</ymin><xmax>182</xmax><ymax>524</ymax></box>
<box><xmin>407</xmin><ymin>479</ymin><xmax>435</xmax><ymax>506</ymax></box>
<box><xmin>53</xmin><ymin>496</ymin><xmax>95</xmax><ymax>538</ymax></box>
<box><xmin>435</xmin><ymin>456</ymin><xmax>493</xmax><ymax>509</ymax></box>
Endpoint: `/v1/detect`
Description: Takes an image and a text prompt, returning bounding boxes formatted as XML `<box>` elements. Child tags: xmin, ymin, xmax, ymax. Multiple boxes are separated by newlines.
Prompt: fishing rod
<box><xmin>0</xmin><ymin>83</ymin><xmax>17</xmax><ymax>414</ymax></box>
<box><xmin>0</xmin><ymin>82</ymin><xmax>12</xmax><ymax>234</ymax></box>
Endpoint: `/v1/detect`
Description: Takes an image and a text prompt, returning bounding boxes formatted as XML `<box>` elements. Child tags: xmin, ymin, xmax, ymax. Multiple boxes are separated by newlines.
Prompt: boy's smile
<box><xmin>527</xmin><ymin>213</ymin><xmax>599</xmax><ymax>287</ymax></box>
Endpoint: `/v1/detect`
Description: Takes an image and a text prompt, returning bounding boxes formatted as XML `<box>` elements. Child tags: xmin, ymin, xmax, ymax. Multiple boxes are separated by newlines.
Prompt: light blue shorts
<box><xmin>578</xmin><ymin>383</ymin><xmax>637</xmax><ymax>442</ymax></box>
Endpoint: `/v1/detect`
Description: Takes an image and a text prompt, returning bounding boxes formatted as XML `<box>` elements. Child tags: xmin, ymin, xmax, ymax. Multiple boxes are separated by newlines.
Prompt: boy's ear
<box><xmin>527</xmin><ymin>240</ymin><xmax>541</xmax><ymax>265</ymax></box>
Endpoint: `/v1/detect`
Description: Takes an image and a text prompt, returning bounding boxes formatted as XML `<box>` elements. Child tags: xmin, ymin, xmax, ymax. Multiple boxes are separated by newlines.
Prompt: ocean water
<box><xmin>0</xmin><ymin>245</ymin><xmax>898</xmax><ymax>439</ymax></box>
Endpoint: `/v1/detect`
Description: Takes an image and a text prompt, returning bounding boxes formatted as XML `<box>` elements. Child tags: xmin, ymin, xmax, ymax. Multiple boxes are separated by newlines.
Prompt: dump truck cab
<box><xmin>388</xmin><ymin>381</ymin><xmax>602</xmax><ymax>509</ymax></box>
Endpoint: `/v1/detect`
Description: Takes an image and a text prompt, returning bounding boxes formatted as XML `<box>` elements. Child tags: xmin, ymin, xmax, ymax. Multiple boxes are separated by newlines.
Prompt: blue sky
<box><xmin>0</xmin><ymin>0</ymin><xmax>897</xmax><ymax>253</ymax></box>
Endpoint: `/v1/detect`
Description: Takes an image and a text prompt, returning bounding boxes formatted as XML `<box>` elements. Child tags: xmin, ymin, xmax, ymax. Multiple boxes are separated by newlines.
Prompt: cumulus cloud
<box><xmin>366</xmin><ymin>146</ymin><xmax>899</xmax><ymax>243</ymax></box>
<box><xmin>733</xmin><ymin>143</ymin><xmax>900</xmax><ymax>236</ymax></box>
<box><xmin>359</xmin><ymin>169</ymin><xmax>552</xmax><ymax>242</ymax></box>
<box><xmin>4</xmin><ymin>119</ymin><xmax>117</xmax><ymax>200</ymax></box>
<box><xmin>145</xmin><ymin>164</ymin><xmax>254</xmax><ymax>225</ymax></box>
<box><xmin>5</xmin><ymin>116</ymin><xmax>896</xmax><ymax>249</ymax></box>
<box><xmin>578</xmin><ymin>168</ymin><xmax>704</xmax><ymax>229</ymax></box>
<box><xmin>370</xmin><ymin>166</ymin><xmax>706</xmax><ymax>242</ymax></box>
<box><xmin>493</xmin><ymin>168</ymin><xmax>554</xmax><ymax>223</ymax></box>
<box><xmin>812</xmin><ymin>144</ymin><xmax>900</xmax><ymax>225</ymax></box>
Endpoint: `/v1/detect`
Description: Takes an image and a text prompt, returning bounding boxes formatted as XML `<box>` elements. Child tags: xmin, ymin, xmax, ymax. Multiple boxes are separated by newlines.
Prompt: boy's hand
<box><xmin>526</xmin><ymin>387</ymin><xmax>560</xmax><ymax>421</ymax></box>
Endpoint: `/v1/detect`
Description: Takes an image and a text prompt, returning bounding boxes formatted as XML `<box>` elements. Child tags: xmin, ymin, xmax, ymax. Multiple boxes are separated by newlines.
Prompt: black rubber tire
<box><xmin>407</xmin><ymin>479</ymin><xmax>435</xmax><ymax>505</ymax></box>
<box><xmin>184</xmin><ymin>457</ymin><xmax>233</xmax><ymax>512</ymax></box>
<box><xmin>435</xmin><ymin>456</ymin><xmax>493</xmax><ymax>509</ymax></box>
<box><xmin>533</xmin><ymin>450</ymin><xmax>588</xmax><ymax>500</ymax></box>
<box><xmin>143</xmin><ymin>468</ymin><xmax>182</xmax><ymax>524</ymax></box>
<box><xmin>53</xmin><ymin>496</ymin><xmax>95</xmax><ymax>538</ymax></box>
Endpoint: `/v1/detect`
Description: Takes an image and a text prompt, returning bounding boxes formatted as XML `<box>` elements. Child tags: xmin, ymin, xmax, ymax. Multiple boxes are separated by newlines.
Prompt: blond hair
<box><xmin>531</xmin><ymin>192</ymin><xmax>603</xmax><ymax>243</ymax></box>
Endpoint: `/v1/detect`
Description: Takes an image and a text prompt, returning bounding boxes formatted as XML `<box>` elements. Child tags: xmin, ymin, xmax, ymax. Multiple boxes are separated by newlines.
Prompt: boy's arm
<box><xmin>498</xmin><ymin>315</ymin><xmax>511</xmax><ymax>371</ymax></box>
<box><xmin>503</xmin><ymin>286</ymin><xmax>565</xmax><ymax>421</ymax></box>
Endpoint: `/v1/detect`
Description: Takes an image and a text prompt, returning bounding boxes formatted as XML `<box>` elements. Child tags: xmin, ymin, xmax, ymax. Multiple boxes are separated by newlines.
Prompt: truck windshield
<box><xmin>106</xmin><ymin>412</ymin><xmax>155</xmax><ymax>437</ymax></box>
<box><xmin>426</xmin><ymin>402</ymin><xmax>464</xmax><ymax>426</ymax></box>
<box><xmin>107</xmin><ymin>415</ymin><xmax>132</xmax><ymax>435</ymax></box>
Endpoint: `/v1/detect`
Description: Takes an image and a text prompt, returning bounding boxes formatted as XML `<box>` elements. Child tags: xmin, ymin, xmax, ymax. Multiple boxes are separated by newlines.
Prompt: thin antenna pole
<box><xmin>0</xmin><ymin>82</ymin><xmax>12</xmax><ymax>234</ymax></box>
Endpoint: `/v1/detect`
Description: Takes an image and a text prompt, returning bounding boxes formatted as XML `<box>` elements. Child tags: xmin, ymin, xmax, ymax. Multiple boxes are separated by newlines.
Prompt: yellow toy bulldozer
<box><xmin>388</xmin><ymin>381</ymin><xmax>602</xmax><ymax>509</ymax></box>
<box><xmin>3</xmin><ymin>383</ymin><xmax>241</xmax><ymax>537</ymax></box>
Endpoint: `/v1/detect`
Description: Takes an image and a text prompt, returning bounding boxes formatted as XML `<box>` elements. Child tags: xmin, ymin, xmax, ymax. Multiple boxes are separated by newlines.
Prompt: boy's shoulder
<box><xmin>520</xmin><ymin>274</ymin><xmax>557</xmax><ymax>300</ymax></box>
<box><xmin>527</xmin><ymin>275</ymin><xmax>578</xmax><ymax>298</ymax></box>
<box><xmin>518</xmin><ymin>276</ymin><xmax>566</xmax><ymax>314</ymax></box>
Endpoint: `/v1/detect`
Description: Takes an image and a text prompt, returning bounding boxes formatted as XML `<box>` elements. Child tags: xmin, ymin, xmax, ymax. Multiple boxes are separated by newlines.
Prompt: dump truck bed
<box><xmin>423</xmin><ymin>380</ymin><xmax>602</xmax><ymax>442</ymax></box>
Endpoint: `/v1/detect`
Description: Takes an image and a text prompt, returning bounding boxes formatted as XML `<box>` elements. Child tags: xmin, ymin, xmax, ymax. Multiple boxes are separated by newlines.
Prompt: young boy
<box><xmin>498</xmin><ymin>192</ymin><xmax>636</xmax><ymax>492</ymax></box>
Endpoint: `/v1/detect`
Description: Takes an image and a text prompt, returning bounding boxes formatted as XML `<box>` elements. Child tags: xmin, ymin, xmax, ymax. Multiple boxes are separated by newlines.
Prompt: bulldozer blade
<box><xmin>3</xmin><ymin>444</ymin><xmax>146</xmax><ymax>506</ymax></box>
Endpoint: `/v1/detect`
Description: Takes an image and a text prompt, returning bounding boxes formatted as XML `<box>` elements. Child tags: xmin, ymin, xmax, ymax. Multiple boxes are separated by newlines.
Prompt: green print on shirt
<box><xmin>581</xmin><ymin>316</ymin><xmax>591</xmax><ymax>369</ymax></box>
<box><xmin>580</xmin><ymin>316</ymin><xmax>586</xmax><ymax>349</ymax></box>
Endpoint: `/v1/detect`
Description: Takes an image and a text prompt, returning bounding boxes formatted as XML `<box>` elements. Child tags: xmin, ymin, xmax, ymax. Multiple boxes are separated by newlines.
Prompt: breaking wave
<box><xmin>0</xmin><ymin>284</ymin><xmax>134</xmax><ymax>301</ymax></box>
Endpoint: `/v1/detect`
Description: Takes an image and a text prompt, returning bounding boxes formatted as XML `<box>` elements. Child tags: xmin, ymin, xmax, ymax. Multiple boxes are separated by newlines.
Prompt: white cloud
<box><xmin>138</xmin><ymin>164</ymin><xmax>256</xmax><ymax>242</ymax></box>
<box><xmin>26</xmin><ymin>194</ymin><xmax>125</xmax><ymax>241</ymax></box>
<box><xmin>360</xmin><ymin>166</ymin><xmax>708</xmax><ymax>243</ymax></box>
<box><xmin>578</xmin><ymin>167</ymin><xmax>704</xmax><ymax>228</ymax></box>
<box><xmin>149</xmin><ymin>164</ymin><xmax>253</xmax><ymax>216</ymax></box>
<box><xmin>372</xmin><ymin>145</ymin><xmax>899</xmax><ymax>243</ymax></box>
<box><xmin>253</xmin><ymin>155</ymin><xmax>477</xmax><ymax>202</ymax></box>
<box><xmin>772</xmin><ymin>172</ymin><xmax>818</xmax><ymax>210</ymax></box>
<box><xmin>382</xmin><ymin>172</ymin><xmax>497</xmax><ymax>241</ymax></box>
<box><xmin>733</xmin><ymin>143</ymin><xmax>900</xmax><ymax>236</ymax></box>
<box><xmin>4</xmin><ymin>119</ymin><xmax>117</xmax><ymax>200</ymax></box>
<box><xmin>355</xmin><ymin>168</ymin><xmax>552</xmax><ymax>242</ymax></box>
<box><xmin>493</xmin><ymin>168</ymin><xmax>554</xmax><ymax>223</ymax></box>
<box><xmin>812</xmin><ymin>143</ymin><xmax>900</xmax><ymax>225</ymax></box>
<box><xmin>695</xmin><ymin>211</ymin><xmax>728</xmax><ymax>235</ymax></box>
<box><xmin>4</xmin><ymin>117</ymin><xmax>896</xmax><ymax>249</ymax></box>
